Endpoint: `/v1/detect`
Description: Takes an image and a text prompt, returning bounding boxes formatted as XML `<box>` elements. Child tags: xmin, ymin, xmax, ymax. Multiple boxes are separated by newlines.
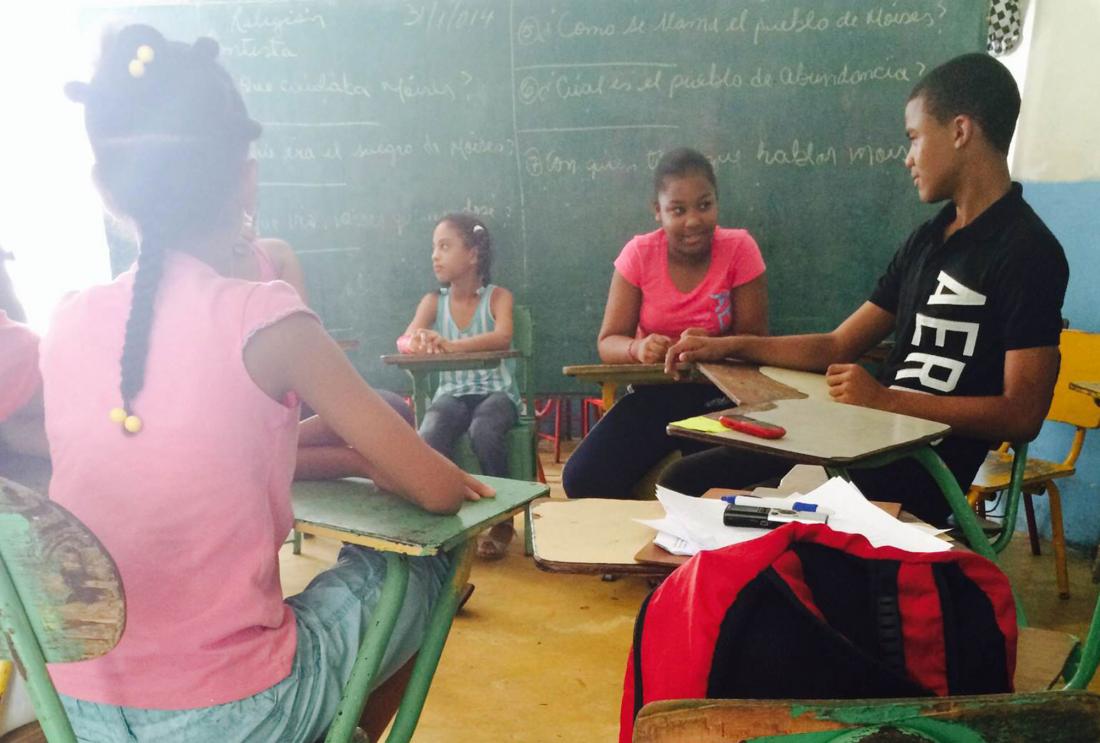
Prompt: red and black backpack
<box><xmin>620</xmin><ymin>523</ymin><xmax>1017</xmax><ymax>743</ymax></box>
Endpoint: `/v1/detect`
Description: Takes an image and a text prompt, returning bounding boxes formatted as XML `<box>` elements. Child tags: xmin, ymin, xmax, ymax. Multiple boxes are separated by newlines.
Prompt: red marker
<box><xmin>718</xmin><ymin>414</ymin><xmax>786</xmax><ymax>439</ymax></box>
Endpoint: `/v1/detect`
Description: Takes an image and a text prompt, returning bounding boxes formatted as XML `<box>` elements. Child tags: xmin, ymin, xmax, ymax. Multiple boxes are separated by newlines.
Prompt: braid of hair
<box><xmin>118</xmin><ymin>237</ymin><xmax>168</xmax><ymax>419</ymax></box>
<box><xmin>470</xmin><ymin>221</ymin><xmax>493</xmax><ymax>286</ymax></box>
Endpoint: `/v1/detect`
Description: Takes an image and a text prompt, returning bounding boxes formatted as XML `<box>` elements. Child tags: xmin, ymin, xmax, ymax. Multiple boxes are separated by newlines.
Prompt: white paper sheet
<box><xmin>636</xmin><ymin>478</ymin><xmax>952</xmax><ymax>556</ymax></box>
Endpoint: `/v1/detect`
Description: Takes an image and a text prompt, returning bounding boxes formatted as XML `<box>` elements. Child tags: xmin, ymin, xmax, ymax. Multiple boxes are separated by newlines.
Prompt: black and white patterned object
<box><xmin>987</xmin><ymin>0</ymin><xmax>1022</xmax><ymax>55</ymax></box>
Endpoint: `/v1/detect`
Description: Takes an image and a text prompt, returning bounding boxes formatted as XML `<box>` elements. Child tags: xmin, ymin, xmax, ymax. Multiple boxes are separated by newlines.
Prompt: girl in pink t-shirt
<box><xmin>562</xmin><ymin>147</ymin><xmax>768</xmax><ymax>500</ymax></box>
<box><xmin>44</xmin><ymin>24</ymin><xmax>492</xmax><ymax>742</ymax></box>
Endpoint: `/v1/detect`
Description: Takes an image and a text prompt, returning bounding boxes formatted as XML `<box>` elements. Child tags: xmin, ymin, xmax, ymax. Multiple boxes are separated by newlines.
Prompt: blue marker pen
<box><xmin>720</xmin><ymin>495</ymin><xmax>833</xmax><ymax>515</ymax></box>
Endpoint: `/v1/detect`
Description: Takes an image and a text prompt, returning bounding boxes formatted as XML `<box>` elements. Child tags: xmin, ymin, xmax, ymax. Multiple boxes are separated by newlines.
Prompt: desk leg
<box><xmin>407</xmin><ymin>371</ymin><xmax>431</xmax><ymax>428</ymax></box>
<box><xmin>1065</xmin><ymin>593</ymin><xmax>1100</xmax><ymax>689</ymax></box>
<box><xmin>911</xmin><ymin>447</ymin><xmax>1030</xmax><ymax>628</ymax></box>
<box><xmin>910</xmin><ymin>447</ymin><xmax>997</xmax><ymax>562</ymax></box>
<box><xmin>386</xmin><ymin>541</ymin><xmax>474</xmax><ymax>743</ymax></box>
<box><xmin>602</xmin><ymin>382</ymin><xmax>617</xmax><ymax>412</ymax></box>
<box><xmin>326</xmin><ymin>553</ymin><xmax>410</xmax><ymax>743</ymax></box>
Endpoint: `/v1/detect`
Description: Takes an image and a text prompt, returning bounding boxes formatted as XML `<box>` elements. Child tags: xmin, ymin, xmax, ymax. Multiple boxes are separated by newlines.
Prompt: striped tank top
<box><xmin>433</xmin><ymin>284</ymin><xmax>520</xmax><ymax>408</ymax></box>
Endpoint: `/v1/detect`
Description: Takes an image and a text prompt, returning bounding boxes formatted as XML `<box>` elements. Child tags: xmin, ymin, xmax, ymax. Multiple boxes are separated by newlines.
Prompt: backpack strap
<box><xmin>872</xmin><ymin>560</ymin><xmax>906</xmax><ymax>678</ymax></box>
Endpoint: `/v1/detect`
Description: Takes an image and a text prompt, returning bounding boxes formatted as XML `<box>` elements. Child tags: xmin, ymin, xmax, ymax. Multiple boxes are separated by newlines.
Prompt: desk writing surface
<box><xmin>669</xmin><ymin>398</ymin><xmax>949</xmax><ymax>466</ymax></box>
<box><xmin>530</xmin><ymin>498</ymin><xmax>668</xmax><ymax>575</ymax></box>
<box><xmin>562</xmin><ymin>362</ymin><xmax>694</xmax><ymax>384</ymax></box>
<box><xmin>758</xmin><ymin>366</ymin><xmax>831</xmax><ymax>400</ymax></box>
<box><xmin>382</xmin><ymin>350</ymin><xmax>519</xmax><ymax>372</ymax></box>
<box><xmin>696</xmin><ymin>362</ymin><xmax>823</xmax><ymax>406</ymax></box>
<box><xmin>293</xmin><ymin>476</ymin><xmax>547</xmax><ymax>556</ymax></box>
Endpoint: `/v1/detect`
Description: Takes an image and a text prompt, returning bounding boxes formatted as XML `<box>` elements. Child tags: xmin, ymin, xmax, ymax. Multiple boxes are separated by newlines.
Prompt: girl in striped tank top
<box><xmin>398</xmin><ymin>214</ymin><xmax>520</xmax><ymax>559</ymax></box>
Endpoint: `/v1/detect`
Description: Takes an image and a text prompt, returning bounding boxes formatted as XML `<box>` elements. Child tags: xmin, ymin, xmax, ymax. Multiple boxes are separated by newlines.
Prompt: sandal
<box><xmin>475</xmin><ymin>522</ymin><xmax>515</xmax><ymax>561</ymax></box>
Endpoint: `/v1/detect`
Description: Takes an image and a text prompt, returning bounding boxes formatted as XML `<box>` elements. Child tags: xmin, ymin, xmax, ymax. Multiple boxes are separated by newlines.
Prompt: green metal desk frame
<box><xmin>381</xmin><ymin>350</ymin><xmax>520</xmax><ymax>426</ymax></box>
<box><xmin>292</xmin><ymin>475</ymin><xmax>548</xmax><ymax>743</ymax></box>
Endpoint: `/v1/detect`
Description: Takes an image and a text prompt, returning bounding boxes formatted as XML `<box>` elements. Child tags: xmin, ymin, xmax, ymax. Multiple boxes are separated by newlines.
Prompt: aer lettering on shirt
<box><xmin>893</xmin><ymin>271</ymin><xmax>984</xmax><ymax>394</ymax></box>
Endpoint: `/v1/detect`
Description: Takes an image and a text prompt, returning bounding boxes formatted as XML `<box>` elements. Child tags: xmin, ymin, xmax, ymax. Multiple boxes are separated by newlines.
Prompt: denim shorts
<box><xmin>61</xmin><ymin>545</ymin><xmax>451</xmax><ymax>743</ymax></box>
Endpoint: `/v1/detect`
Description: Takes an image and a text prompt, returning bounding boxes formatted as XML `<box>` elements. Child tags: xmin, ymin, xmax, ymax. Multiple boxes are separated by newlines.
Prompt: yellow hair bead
<box><xmin>128</xmin><ymin>59</ymin><xmax>145</xmax><ymax>78</ymax></box>
<box><xmin>123</xmin><ymin>415</ymin><xmax>143</xmax><ymax>434</ymax></box>
<box><xmin>109</xmin><ymin>407</ymin><xmax>128</xmax><ymax>424</ymax></box>
<box><xmin>136</xmin><ymin>45</ymin><xmax>155</xmax><ymax>64</ymax></box>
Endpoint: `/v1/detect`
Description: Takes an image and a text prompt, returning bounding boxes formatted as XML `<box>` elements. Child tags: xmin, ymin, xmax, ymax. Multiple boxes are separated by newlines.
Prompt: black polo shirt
<box><xmin>867</xmin><ymin>183</ymin><xmax>1068</xmax><ymax>500</ymax></box>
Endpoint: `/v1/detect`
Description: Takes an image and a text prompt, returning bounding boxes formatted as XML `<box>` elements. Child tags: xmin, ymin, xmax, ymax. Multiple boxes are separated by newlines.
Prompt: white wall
<box><xmin>0</xmin><ymin>3</ymin><xmax>110</xmax><ymax>331</ymax></box>
<box><xmin>1012</xmin><ymin>0</ymin><xmax>1100</xmax><ymax>181</ymax></box>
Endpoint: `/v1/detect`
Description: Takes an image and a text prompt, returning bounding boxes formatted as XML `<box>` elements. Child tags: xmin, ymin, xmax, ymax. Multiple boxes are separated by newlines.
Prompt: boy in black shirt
<box><xmin>658</xmin><ymin>53</ymin><xmax>1069</xmax><ymax>525</ymax></box>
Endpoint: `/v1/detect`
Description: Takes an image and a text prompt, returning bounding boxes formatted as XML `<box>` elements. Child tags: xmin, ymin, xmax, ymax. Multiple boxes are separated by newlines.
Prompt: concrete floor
<box><xmin>279</xmin><ymin>442</ymin><xmax>1100</xmax><ymax>742</ymax></box>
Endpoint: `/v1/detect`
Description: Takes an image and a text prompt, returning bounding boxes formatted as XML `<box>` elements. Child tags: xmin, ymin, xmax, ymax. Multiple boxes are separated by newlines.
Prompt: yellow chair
<box><xmin>967</xmin><ymin>329</ymin><xmax>1100</xmax><ymax>599</ymax></box>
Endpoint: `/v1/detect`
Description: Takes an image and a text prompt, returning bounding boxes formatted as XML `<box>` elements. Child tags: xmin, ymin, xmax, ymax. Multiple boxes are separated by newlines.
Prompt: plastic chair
<box><xmin>448</xmin><ymin>305</ymin><xmax>539</xmax><ymax>554</ymax></box>
<box><xmin>534</xmin><ymin>397</ymin><xmax>563</xmax><ymax>464</ymax></box>
<box><xmin>967</xmin><ymin>330</ymin><xmax>1100</xmax><ymax>599</ymax></box>
<box><xmin>581</xmin><ymin>397</ymin><xmax>604</xmax><ymax>436</ymax></box>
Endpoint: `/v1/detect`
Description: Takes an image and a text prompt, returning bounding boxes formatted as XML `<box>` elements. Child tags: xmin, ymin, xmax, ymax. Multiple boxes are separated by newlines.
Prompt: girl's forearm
<box><xmin>598</xmin><ymin>334</ymin><xmax>637</xmax><ymax>364</ymax></box>
<box><xmin>442</xmin><ymin>331</ymin><xmax>512</xmax><ymax>353</ymax></box>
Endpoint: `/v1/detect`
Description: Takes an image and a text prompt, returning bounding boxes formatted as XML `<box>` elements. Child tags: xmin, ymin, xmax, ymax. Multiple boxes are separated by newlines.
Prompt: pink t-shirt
<box><xmin>614</xmin><ymin>227</ymin><xmax>765</xmax><ymax>339</ymax></box>
<box><xmin>42</xmin><ymin>251</ymin><xmax>316</xmax><ymax>709</ymax></box>
<box><xmin>0</xmin><ymin>311</ymin><xmax>40</xmax><ymax>421</ymax></box>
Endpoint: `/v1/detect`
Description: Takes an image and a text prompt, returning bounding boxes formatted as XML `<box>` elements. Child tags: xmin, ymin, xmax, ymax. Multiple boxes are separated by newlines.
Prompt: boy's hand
<box><xmin>636</xmin><ymin>334</ymin><xmax>672</xmax><ymax>364</ymax></box>
<box><xmin>462</xmin><ymin>472</ymin><xmax>496</xmax><ymax>501</ymax></box>
<box><xmin>664</xmin><ymin>334</ymin><xmax>728</xmax><ymax>373</ymax></box>
<box><xmin>825</xmin><ymin>364</ymin><xmax>888</xmax><ymax>408</ymax></box>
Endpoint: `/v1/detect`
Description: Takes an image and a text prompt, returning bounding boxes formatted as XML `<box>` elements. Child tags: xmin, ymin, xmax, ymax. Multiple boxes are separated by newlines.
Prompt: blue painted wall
<box><xmin>1017</xmin><ymin>180</ymin><xmax>1100</xmax><ymax>551</ymax></box>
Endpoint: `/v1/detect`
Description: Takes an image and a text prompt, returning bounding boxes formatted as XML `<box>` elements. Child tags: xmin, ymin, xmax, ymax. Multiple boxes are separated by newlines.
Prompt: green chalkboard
<box><xmin>84</xmin><ymin>0</ymin><xmax>988</xmax><ymax>393</ymax></box>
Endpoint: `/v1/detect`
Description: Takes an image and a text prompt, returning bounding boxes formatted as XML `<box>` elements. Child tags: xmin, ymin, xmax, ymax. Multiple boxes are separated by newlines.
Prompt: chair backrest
<box><xmin>0</xmin><ymin>476</ymin><xmax>124</xmax><ymax>742</ymax></box>
<box><xmin>0</xmin><ymin>477</ymin><xmax>124</xmax><ymax>663</ymax></box>
<box><xmin>512</xmin><ymin>304</ymin><xmax>534</xmax><ymax>404</ymax></box>
<box><xmin>1048</xmin><ymin>329</ymin><xmax>1100</xmax><ymax>429</ymax></box>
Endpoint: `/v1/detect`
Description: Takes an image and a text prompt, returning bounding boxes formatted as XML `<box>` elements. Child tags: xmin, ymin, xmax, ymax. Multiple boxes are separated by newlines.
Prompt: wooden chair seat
<box><xmin>970</xmin><ymin>450</ymin><xmax>1075</xmax><ymax>495</ymax></box>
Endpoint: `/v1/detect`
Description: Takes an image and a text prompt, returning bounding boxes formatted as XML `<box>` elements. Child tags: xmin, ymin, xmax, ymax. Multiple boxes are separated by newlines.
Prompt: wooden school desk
<box><xmin>382</xmin><ymin>350</ymin><xmax>519</xmax><ymax>425</ymax></box>
<box><xmin>665</xmin><ymin>364</ymin><xmax>1002</xmax><ymax>562</ymax></box>
<box><xmin>562</xmin><ymin>362</ymin><xmax>697</xmax><ymax>412</ymax></box>
<box><xmin>291</xmin><ymin>475</ymin><xmax>547</xmax><ymax>743</ymax></box>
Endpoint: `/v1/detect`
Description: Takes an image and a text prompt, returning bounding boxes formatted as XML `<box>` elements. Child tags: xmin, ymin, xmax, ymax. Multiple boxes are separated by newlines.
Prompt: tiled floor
<box><xmin>279</xmin><ymin>442</ymin><xmax>1100</xmax><ymax>742</ymax></box>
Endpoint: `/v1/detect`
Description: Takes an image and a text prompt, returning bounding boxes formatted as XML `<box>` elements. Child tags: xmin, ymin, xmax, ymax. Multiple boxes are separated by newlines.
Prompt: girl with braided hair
<box><xmin>42</xmin><ymin>24</ymin><xmax>492</xmax><ymax>741</ymax></box>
